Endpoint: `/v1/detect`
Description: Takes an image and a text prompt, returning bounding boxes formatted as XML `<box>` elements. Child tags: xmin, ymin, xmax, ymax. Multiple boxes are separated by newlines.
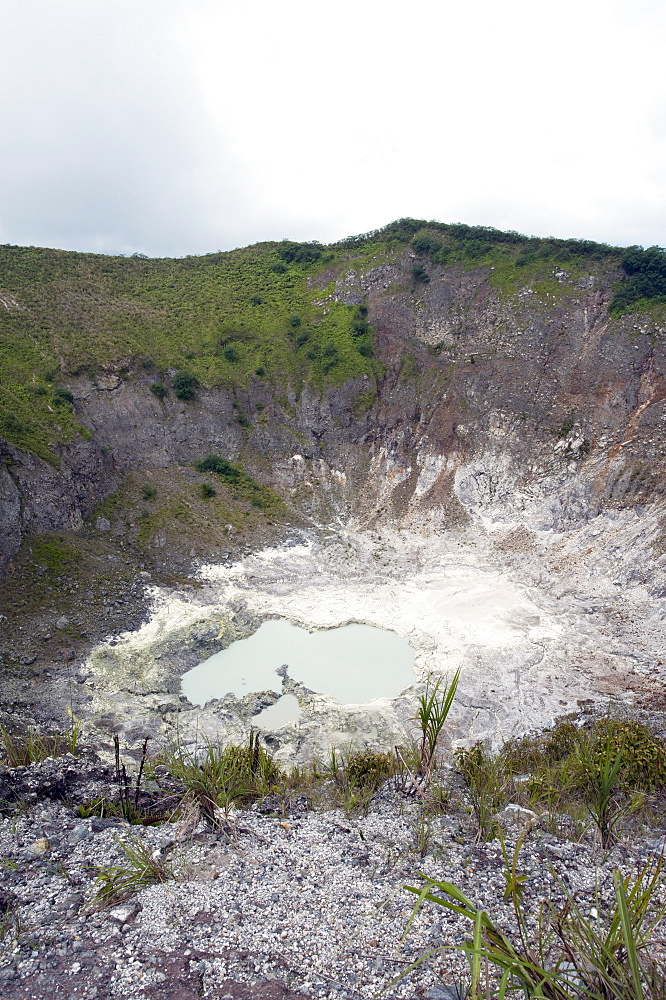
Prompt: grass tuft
<box><xmin>94</xmin><ymin>835</ymin><xmax>174</xmax><ymax>905</ymax></box>
<box><xmin>403</xmin><ymin>848</ymin><xmax>666</xmax><ymax>999</ymax></box>
<box><xmin>0</xmin><ymin>716</ymin><xmax>81</xmax><ymax>767</ymax></box>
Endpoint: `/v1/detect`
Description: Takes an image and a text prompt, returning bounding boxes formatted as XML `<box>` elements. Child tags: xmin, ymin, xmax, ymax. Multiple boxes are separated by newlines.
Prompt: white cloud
<box><xmin>1</xmin><ymin>0</ymin><xmax>665</xmax><ymax>255</ymax></box>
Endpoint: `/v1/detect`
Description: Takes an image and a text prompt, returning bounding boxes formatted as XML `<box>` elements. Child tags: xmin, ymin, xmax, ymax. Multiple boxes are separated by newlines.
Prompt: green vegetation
<box><xmin>413</xmin><ymin>670</ymin><xmax>460</xmax><ymax>775</ymax></box>
<box><xmin>195</xmin><ymin>454</ymin><xmax>285</xmax><ymax>513</ymax></box>
<box><xmin>411</xmin><ymin>263</ymin><xmax>430</xmax><ymax>284</ymax></box>
<box><xmin>149</xmin><ymin>381</ymin><xmax>167</xmax><ymax>400</ymax></box>
<box><xmin>172</xmin><ymin>369</ymin><xmax>197</xmax><ymax>400</ymax></box>
<box><xmin>162</xmin><ymin>732</ymin><xmax>283</xmax><ymax>821</ymax></box>
<box><xmin>0</xmin><ymin>237</ymin><xmax>379</xmax><ymax>461</ymax></box>
<box><xmin>94</xmin><ymin>835</ymin><xmax>174</xmax><ymax>905</ymax></box>
<box><xmin>404</xmin><ymin>852</ymin><xmax>666</xmax><ymax>1000</ymax></box>
<box><xmin>610</xmin><ymin>245</ymin><xmax>666</xmax><ymax>315</ymax></box>
<box><xmin>2</xmin><ymin>218</ymin><xmax>659</xmax><ymax>467</ymax></box>
<box><xmin>323</xmin><ymin>746</ymin><xmax>397</xmax><ymax>813</ymax></box>
<box><xmin>456</xmin><ymin>717</ymin><xmax>666</xmax><ymax>843</ymax></box>
<box><xmin>0</xmin><ymin>718</ymin><xmax>81</xmax><ymax>767</ymax></box>
<box><xmin>29</xmin><ymin>535</ymin><xmax>80</xmax><ymax>574</ymax></box>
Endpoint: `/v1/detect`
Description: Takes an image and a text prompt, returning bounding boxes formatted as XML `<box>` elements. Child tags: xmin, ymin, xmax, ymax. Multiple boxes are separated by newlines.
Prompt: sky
<box><xmin>1</xmin><ymin>0</ymin><xmax>666</xmax><ymax>258</ymax></box>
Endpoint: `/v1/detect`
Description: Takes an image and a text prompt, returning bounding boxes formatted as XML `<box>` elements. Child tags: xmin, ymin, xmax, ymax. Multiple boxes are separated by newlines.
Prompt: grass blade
<box><xmin>614</xmin><ymin>869</ymin><xmax>644</xmax><ymax>1000</ymax></box>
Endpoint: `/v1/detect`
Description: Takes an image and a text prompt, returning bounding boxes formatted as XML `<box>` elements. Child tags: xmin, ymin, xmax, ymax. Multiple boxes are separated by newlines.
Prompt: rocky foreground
<box><xmin>0</xmin><ymin>745</ymin><xmax>664</xmax><ymax>1000</ymax></box>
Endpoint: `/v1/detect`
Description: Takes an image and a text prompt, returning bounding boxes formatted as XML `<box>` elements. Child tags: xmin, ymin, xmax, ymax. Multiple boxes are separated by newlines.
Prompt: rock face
<box><xmin>2</xmin><ymin>250</ymin><xmax>665</xmax><ymax>577</ymax></box>
<box><xmin>0</xmin><ymin>434</ymin><xmax>117</xmax><ymax>576</ymax></box>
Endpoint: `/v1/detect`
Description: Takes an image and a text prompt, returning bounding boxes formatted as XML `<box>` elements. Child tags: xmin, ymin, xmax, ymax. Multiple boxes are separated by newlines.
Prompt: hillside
<box><xmin>2</xmin><ymin>220</ymin><xmax>665</xmax><ymax>567</ymax></box>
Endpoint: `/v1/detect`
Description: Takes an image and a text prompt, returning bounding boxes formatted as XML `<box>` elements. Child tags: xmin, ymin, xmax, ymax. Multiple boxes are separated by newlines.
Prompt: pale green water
<box><xmin>181</xmin><ymin>619</ymin><xmax>415</xmax><ymax>721</ymax></box>
<box><xmin>251</xmin><ymin>694</ymin><xmax>302</xmax><ymax>730</ymax></box>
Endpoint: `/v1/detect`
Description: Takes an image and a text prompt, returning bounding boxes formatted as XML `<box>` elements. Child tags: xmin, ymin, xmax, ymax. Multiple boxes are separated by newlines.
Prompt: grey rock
<box><xmin>95</xmin><ymin>517</ymin><xmax>111</xmax><ymax>531</ymax></box>
<box><xmin>428</xmin><ymin>988</ymin><xmax>464</xmax><ymax>1000</ymax></box>
<box><xmin>68</xmin><ymin>823</ymin><xmax>90</xmax><ymax>844</ymax></box>
<box><xmin>55</xmin><ymin>616</ymin><xmax>70</xmax><ymax>630</ymax></box>
<box><xmin>109</xmin><ymin>901</ymin><xmax>142</xmax><ymax>924</ymax></box>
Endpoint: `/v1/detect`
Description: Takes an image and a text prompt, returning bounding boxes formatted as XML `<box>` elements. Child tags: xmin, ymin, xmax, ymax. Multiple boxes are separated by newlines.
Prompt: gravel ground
<box><xmin>0</xmin><ymin>762</ymin><xmax>664</xmax><ymax>1000</ymax></box>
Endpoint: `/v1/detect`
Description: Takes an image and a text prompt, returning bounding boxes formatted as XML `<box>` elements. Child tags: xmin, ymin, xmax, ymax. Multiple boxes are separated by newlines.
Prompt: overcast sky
<box><xmin>1</xmin><ymin>0</ymin><xmax>665</xmax><ymax>257</ymax></box>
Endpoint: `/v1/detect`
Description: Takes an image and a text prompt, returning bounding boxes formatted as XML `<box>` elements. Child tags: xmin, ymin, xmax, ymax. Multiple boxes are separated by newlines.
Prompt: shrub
<box><xmin>344</xmin><ymin>747</ymin><xmax>394</xmax><ymax>790</ymax></box>
<box><xmin>223</xmin><ymin>346</ymin><xmax>240</xmax><ymax>363</ymax></box>
<box><xmin>413</xmin><ymin>670</ymin><xmax>460</xmax><ymax>774</ymax></box>
<box><xmin>94</xmin><ymin>836</ymin><xmax>174</xmax><ymax>905</ymax></box>
<box><xmin>2</xmin><ymin>414</ymin><xmax>27</xmax><ymax>433</ymax></box>
<box><xmin>610</xmin><ymin>245</ymin><xmax>666</xmax><ymax>315</ymax></box>
<box><xmin>325</xmin><ymin>746</ymin><xmax>396</xmax><ymax>813</ymax></box>
<box><xmin>411</xmin><ymin>263</ymin><xmax>430</xmax><ymax>284</ymax></box>
<box><xmin>412</xmin><ymin>234</ymin><xmax>442</xmax><ymax>256</ymax></box>
<box><xmin>321</xmin><ymin>343</ymin><xmax>340</xmax><ymax>372</ymax></box>
<box><xmin>150</xmin><ymin>382</ymin><xmax>168</xmax><ymax>400</ymax></box>
<box><xmin>200</xmin><ymin>482</ymin><xmax>216</xmax><ymax>499</ymax></box>
<box><xmin>278</xmin><ymin>241</ymin><xmax>322</xmax><ymax>265</ymax></box>
<box><xmin>0</xmin><ymin>718</ymin><xmax>81</xmax><ymax>766</ymax></box>
<box><xmin>52</xmin><ymin>386</ymin><xmax>74</xmax><ymax>407</ymax></box>
<box><xmin>172</xmin><ymin>370</ymin><xmax>197</xmax><ymax>401</ymax></box>
<box><xmin>556</xmin><ymin>417</ymin><xmax>574</xmax><ymax>438</ymax></box>
<box><xmin>141</xmin><ymin>485</ymin><xmax>157</xmax><ymax>500</ymax></box>
<box><xmin>196</xmin><ymin>455</ymin><xmax>240</xmax><ymax>481</ymax></box>
<box><xmin>455</xmin><ymin>742</ymin><xmax>509</xmax><ymax>841</ymax></box>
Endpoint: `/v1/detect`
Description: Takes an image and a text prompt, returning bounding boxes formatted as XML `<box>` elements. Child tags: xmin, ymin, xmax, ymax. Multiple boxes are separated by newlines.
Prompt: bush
<box><xmin>150</xmin><ymin>382</ymin><xmax>168</xmax><ymax>400</ymax></box>
<box><xmin>404</xmin><ymin>852</ymin><xmax>666</xmax><ymax>1000</ymax></box>
<box><xmin>3</xmin><ymin>413</ymin><xmax>27</xmax><ymax>433</ymax></box>
<box><xmin>350</xmin><ymin>304</ymin><xmax>374</xmax><ymax>357</ymax></box>
<box><xmin>0</xmin><ymin>720</ymin><xmax>81</xmax><ymax>766</ymax></box>
<box><xmin>411</xmin><ymin>263</ymin><xmax>430</xmax><ymax>284</ymax></box>
<box><xmin>325</xmin><ymin>746</ymin><xmax>396</xmax><ymax>813</ymax></box>
<box><xmin>141</xmin><ymin>486</ymin><xmax>157</xmax><ymax>500</ymax></box>
<box><xmin>412</xmin><ymin>234</ymin><xmax>442</xmax><ymax>256</ymax></box>
<box><xmin>200</xmin><ymin>482</ymin><xmax>216</xmax><ymax>499</ymax></box>
<box><xmin>223</xmin><ymin>346</ymin><xmax>240</xmax><ymax>363</ymax></box>
<box><xmin>278</xmin><ymin>241</ymin><xmax>322</xmax><ymax>266</ymax></box>
<box><xmin>344</xmin><ymin>748</ymin><xmax>394</xmax><ymax>790</ymax></box>
<box><xmin>52</xmin><ymin>386</ymin><xmax>74</xmax><ymax>407</ymax></box>
<box><xmin>610</xmin><ymin>245</ymin><xmax>666</xmax><ymax>315</ymax></box>
<box><xmin>172</xmin><ymin>370</ymin><xmax>197</xmax><ymax>401</ymax></box>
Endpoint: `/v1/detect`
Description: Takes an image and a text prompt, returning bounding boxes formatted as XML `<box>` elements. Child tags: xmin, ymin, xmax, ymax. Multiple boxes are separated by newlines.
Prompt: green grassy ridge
<box><xmin>0</xmin><ymin>240</ymin><xmax>382</xmax><ymax>461</ymax></box>
<box><xmin>0</xmin><ymin>219</ymin><xmax>649</xmax><ymax>464</ymax></box>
